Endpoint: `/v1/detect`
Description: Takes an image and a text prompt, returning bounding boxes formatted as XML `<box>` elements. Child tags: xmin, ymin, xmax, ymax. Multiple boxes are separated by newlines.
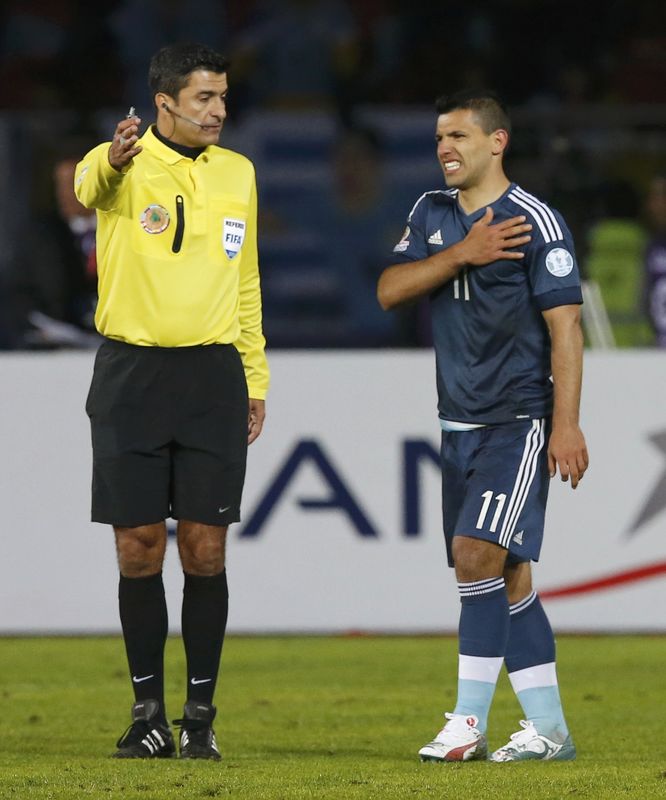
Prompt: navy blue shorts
<box><xmin>86</xmin><ymin>339</ymin><xmax>248</xmax><ymax>528</ymax></box>
<box><xmin>440</xmin><ymin>418</ymin><xmax>551</xmax><ymax>566</ymax></box>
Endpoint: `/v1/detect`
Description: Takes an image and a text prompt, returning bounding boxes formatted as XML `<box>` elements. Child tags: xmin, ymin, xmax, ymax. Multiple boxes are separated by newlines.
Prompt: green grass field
<box><xmin>1</xmin><ymin>635</ymin><xmax>664</xmax><ymax>799</ymax></box>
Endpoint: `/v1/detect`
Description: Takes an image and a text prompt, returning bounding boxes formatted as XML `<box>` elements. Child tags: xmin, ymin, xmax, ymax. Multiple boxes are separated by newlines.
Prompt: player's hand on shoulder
<box><xmin>108</xmin><ymin>114</ymin><xmax>143</xmax><ymax>172</ymax></box>
<box><xmin>548</xmin><ymin>423</ymin><xmax>589</xmax><ymax>490</ymax></box>
<box><xmin>462</xmin><ymin>207</ymin><xmax>532</xmax><ymax>266</ymax></box>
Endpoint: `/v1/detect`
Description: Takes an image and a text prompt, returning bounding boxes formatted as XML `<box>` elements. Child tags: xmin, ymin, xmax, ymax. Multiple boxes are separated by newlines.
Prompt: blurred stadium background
<box><xmin>2</xmin><ymin>0</ymin><xmax>666</xmax><ymax>351</ymax></box>
<box><xmin>0</xmin><ymin>0</ymin><xmax>665</xmax><ymax>636</ymax></box>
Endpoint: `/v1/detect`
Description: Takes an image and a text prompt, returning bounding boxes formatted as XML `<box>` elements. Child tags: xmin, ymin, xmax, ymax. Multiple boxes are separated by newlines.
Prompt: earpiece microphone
<box><xmin>161</xmin><ymin>103</ymin><xmax>215</xmax><ymax>130</ymax></box>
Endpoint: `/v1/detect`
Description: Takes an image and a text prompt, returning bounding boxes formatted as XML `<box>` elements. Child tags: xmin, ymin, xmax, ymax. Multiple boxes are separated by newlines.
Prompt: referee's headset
<box><xmin>161</xmin><ymin>103</ymin><xmax>210</xmax><ymax>130</ymax></box>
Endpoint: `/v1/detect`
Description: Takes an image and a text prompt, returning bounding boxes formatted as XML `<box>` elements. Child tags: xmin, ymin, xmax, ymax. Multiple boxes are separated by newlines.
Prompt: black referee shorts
<box><xmin>86</xmin><ymin>339</ymin><xmax>248</xmax><ymax>528</ymax></box>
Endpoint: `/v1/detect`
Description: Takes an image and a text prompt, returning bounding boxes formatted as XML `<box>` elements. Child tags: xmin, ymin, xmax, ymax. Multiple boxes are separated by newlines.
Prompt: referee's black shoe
<box><xmin>173</xmin><ymin>700</ymin><xmax>222</xmax><ymax>760</ymax></box>
<box><xmin>113</xmin><ymin>699</ymin><xmax>175</xmax><ymax>759</ymax></box>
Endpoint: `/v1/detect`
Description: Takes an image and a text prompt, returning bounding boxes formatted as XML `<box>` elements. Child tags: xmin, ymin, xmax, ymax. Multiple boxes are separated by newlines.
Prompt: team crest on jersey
<box><xmin>393</xmin><ymin>226</ymin><xmax>411</xmax><ymax>253</ymax></box>
<box><xmin>223</xmin><ymin>218</ymin><xmax>246</xmax><ymax>259</ymax></box>
<box><xmin>140</xmin><ymin>204</ymin><xmax>170</xmax><ymax>234</ymax></box>
<box><xmin>545</xmin><ymin>247</ymin><xmax>574</xmax><ymax>277</ymax></box>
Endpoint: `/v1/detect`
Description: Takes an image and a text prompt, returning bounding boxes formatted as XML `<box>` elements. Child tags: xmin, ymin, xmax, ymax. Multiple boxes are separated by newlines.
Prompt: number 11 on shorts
<box><xmin>476</xmin><ymin>490</ymin><xmax>507</xmax><ymax>533</ymax></box>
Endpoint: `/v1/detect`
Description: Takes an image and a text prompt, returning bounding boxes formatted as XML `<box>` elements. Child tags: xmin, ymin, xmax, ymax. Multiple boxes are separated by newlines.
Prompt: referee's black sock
<box><xmin>118</xmin><ymin>572</ymin><xmax>168</xmax><ymax>725</ymax></box>
<box><xmin>181</xmin><ymin>570</ymin><xmax>229</xmax><ymax>705</ymax></box>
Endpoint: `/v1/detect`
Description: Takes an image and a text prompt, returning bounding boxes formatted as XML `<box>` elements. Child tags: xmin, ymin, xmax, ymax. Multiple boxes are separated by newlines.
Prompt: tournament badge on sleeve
<box><xmin>223</xmin><ymin>217</ymin><xmax>246</xmax><ymax>259</ymax></box>
<box><xmin>545</xmin><ymin>247</ymin><xmax>574</xmax><ymax>277</ymax></box>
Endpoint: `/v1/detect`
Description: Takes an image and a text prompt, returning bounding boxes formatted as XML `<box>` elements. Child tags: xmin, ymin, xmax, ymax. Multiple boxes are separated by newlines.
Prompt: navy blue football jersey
<box><xmin>389</xmin><ymin>183</ymin><xmax>583</xmax><ymax>424</ymax></box>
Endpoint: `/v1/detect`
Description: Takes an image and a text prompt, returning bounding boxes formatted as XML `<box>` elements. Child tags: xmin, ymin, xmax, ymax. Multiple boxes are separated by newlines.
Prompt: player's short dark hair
<box><xmin>435</xmin><ymin>90</ymin><xmax>512</xmax><ymax>137</ymax></box>
<box><xmin>148</xmin><ymin>43</ymin><xmax>230</xmax><ymax>100</ymax></box>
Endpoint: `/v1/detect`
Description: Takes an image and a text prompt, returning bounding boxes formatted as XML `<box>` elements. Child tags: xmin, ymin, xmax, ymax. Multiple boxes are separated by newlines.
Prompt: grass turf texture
<box><xmin>1</xmin><ymin>636</ymin><xmax>664</xmax><ymax>799</ymax></box>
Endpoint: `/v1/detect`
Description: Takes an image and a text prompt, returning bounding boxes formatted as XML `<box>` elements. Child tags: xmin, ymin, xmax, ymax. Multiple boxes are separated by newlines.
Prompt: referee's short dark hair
<box><xmin>149</xmin><ymin>43</ymin><xmax>230</xmax><ymax>100</ymax></box>
<box><xmin>435</xmin><ymin>90</ymin><xmax>511</xmax><ymax>137</ymax></box>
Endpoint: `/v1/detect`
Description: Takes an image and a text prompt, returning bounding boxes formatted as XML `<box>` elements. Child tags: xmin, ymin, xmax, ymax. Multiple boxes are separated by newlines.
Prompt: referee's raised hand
<box><xmin>108</xmin><ymin>114</ymin><xmax>143</xmax><ymax>171</ymax></box>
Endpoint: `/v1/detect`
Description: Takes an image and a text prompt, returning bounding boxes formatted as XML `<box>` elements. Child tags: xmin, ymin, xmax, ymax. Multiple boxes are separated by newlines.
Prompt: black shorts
<box><xmin>86</xmin><ymin>339</ymin><xmax>248</xmax><ymax>527</ymax></box>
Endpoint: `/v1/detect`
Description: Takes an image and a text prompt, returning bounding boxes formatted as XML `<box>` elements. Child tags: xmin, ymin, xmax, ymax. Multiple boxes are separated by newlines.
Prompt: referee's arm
<box><xmin>75</xmin><ymin>142</ymin><xmax>129</xmax><ymax>212</ymax></box>
<box><xmin>75</xmin><ymin>115</ymin><xmax>141</xmax><ymax>211</ymax></box>
<box><xmin>235</xmin><ymin>170</ymin><xmax>269</xmax><ymax>397</ymax></box>
<box><xmin>235</xmin><ymin>170</ymin><xmax>269</xmax><ymax>444</ymax></box>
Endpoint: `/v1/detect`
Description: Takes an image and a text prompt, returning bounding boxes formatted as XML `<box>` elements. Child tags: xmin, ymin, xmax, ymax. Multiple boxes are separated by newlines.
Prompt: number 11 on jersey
<box><xmin>453</xmin><ymin>268</ymin><xmax>470</xmax><ymax>301</ymax></box>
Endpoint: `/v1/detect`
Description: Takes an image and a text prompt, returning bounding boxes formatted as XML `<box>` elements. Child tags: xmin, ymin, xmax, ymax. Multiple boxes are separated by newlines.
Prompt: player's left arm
<box><xmin>542</xmin><ymin>304</ymin><xmax>589</xmax><ymax>489</ymax></box>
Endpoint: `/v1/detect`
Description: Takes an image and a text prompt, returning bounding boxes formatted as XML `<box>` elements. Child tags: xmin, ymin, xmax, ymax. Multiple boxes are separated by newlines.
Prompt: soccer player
<box><xmin>377</xmin><ymin>90</ymin><xmax>588</xmax><ymax>762</ymax></box>
<box><xmin>75</xmin><ymin>43</ymin><xmax>269</xmax><ymax>759</ymax></box>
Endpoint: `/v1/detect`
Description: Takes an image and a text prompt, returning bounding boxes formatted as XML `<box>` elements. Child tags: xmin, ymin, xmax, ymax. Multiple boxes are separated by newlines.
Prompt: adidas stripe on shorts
<box><xmin>440</xmin><ymin>418</ymin><xmax>550</xmax><ymax>566</ymax></box>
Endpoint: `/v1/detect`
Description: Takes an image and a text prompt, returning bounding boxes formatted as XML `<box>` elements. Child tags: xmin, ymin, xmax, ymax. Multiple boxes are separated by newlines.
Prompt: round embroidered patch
<box><xmin>545</xmin><ymin>247</ymin><xmax>574</xmax><ymax>277</ymax></box>
<box><xmin>140</xmin><ymin>204</ymin><xmax>170</xmax><ymax>234</ymax></box>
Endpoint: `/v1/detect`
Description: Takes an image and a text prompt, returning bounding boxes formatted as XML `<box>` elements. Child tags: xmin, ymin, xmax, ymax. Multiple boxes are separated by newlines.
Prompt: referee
<box><xmin>75</xmin><ymin>43</ymin><xmax>269</xmax><ymax>760</ymax></box>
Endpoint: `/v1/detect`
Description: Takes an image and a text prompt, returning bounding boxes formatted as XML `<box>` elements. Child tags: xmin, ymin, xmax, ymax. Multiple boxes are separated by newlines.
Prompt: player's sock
<box><xmin>505</xmin><ymin>591</ymin><xmax>569</xmax><ymax>742</ymax></box>
<box><xmin>453</xmin><ymin>577</ymin><xmax>510</xmax><ymax>732</ymax></box>
<box><xmin>118</xmin><ymin>572</ymin><xmax>168</xmax><ymax>724</ymax></box>
<box><xmin>182</xmin><ymin>570</ymin><xmax>229</xmax><ymax>705</ymax></box>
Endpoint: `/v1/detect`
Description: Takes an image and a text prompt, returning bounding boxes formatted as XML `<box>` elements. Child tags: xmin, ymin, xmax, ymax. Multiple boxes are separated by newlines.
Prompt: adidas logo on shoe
<box><xmin>113</xmin><ymin>699</ymin><xmax>175</xmax><ymax>759</ymax></box>
<box><xmin>173</xmin><ymin>700</ymin><xmax>222</xmax><ymax>761</ymax></box>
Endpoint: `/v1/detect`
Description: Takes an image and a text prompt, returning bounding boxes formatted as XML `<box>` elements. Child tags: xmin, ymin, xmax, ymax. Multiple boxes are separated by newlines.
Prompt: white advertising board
<box><xmin>0</xmin><ymin>351</ymin><xmax>664</xmax><ymax>633</ymax></box>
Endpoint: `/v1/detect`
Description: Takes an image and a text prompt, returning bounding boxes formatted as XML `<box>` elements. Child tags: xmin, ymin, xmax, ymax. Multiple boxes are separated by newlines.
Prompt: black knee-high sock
<box><xmin>118</xmin><ymin>572</ymin><xmax>168</xmax><ymax>723</ymax></box>
<box><xmin>181</xmin><ymin>570</ymin><xmax>229</xmax><ymax>705</ymax></box>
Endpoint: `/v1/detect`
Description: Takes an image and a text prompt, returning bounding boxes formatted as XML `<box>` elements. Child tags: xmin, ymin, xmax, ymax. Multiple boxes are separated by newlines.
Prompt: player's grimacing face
<box><xmin>435</xmin><ymin>109</ymin><xmax>497</xmax><ymax>190</ymax></box>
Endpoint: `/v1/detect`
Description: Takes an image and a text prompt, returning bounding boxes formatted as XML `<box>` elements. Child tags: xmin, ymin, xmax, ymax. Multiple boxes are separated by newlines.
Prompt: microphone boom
<box><xmin>163</xmin><ymin>105</ymin><xmax>210</xmax><ymax>129</ymax></box>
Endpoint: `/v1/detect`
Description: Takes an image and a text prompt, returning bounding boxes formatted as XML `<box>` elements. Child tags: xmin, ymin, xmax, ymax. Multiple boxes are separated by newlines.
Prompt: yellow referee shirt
<box><xmin>75</xmin><ymin>126</ymin><xmax>269</xmax><ymax>400</ymax></box>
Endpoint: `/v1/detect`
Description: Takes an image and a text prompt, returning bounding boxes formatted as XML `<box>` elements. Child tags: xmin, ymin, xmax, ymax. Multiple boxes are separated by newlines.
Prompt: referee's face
<box><xmin>435</xmin><ymin>109</ymin><xmax>499</xmax><ymax>191</ymax></box>
<box><xmin>167</xmin><ymin>70</ymin><xmax>228</xmax><ymax>148</ymax></box>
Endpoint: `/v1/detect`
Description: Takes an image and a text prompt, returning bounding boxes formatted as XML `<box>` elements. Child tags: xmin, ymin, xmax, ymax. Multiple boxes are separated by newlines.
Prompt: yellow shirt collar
<box><xmin>140</xmin><ymin>125</ymin><xmax>212</xmax><ymax>165</ymax></box>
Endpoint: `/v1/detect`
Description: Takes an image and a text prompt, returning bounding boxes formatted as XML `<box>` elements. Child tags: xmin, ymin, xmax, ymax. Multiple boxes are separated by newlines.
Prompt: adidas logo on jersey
<box><xmin>513</xmin><ymin>530</ymin><xmax>524</xmax><ymax>545</ymax></box>
<box><xmin>428</xmin><ymin>229</ymin><xmax>443</xmax><ymax>245</ymax></box>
